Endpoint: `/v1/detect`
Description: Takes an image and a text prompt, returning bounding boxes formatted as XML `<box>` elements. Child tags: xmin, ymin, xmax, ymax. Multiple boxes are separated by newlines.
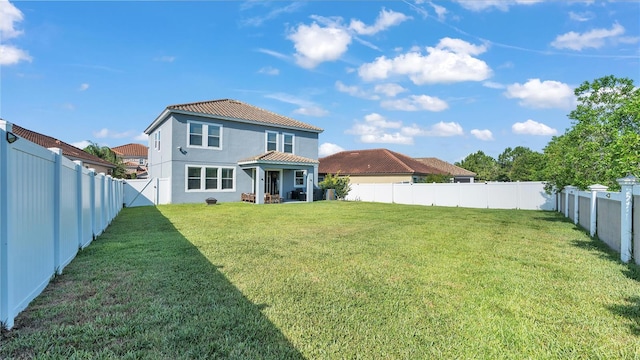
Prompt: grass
<box><xmin>1</xmin><ymin>201</ymin><xmax>639</xmax><ymax>359</ymax></box>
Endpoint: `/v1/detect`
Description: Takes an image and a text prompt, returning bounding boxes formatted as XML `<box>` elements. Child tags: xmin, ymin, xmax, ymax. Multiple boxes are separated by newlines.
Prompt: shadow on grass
<box><xmin>607</xmin><ymin>296</ymin><xmax>640</xmax><ymax>336</ymax></box>
<box><xmin>0</xmin><ymin>206</ymin><xmax>305</xmax><ymax>359</ymax></box>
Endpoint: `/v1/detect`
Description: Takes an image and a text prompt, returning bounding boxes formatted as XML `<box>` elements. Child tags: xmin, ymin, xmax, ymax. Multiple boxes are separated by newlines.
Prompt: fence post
<box><xmin>573</xmin><ymin>188</ymin><xmax>579</xmax><ymax>225</ymax></box>
<box><xmin>89</xmin><ymin>169</ymin><xmax>96</xmax><ymax>238</ymax></box>
<box><xmin>74</xmin><ymin>161</ymin><xmax>83</xmax><ymax>248</ymax></box>
<box><xmin>48</xmin><ymin>148</ymin><xmax>63</xmax><ymax>275</ymax></box>
<box><xmin>0</xmin><ymin>121</ymin><xmax>11</xmax><ymax>328</ymax></box>
<box><xmin>564</xmin><ymin>186</ymin><xmax>575</xmax><ymax>218</ymax></box>
<box><xmin>587</xmin><ymin>184</ymin><xmax>607</xmax><ymax>238</ymax></box>
<box><xmin>618</xmin><ymin>175</ymin><xmax>636</xmax><ymax>263</ymax></box>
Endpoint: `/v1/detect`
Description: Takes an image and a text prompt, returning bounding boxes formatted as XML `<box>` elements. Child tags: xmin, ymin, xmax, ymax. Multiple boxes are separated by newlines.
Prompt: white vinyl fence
<box><xmin>346</xmin><ymin>181</ymin><xmax>556</xmax><ymax>211</ymax></box>
<box><xmin>124</xmin><ymin>178</ymin><xmax>171</xmax><ymax>207</ymax></box>
<box><xmin>0</xmin><ymin>121</ymin><xmax>124</xmax><ymax>329</ymax></box>
<box><xmin>559</xmin><ymin>176</ymin><xmax>639</xmax><ymax>264</ymax></box>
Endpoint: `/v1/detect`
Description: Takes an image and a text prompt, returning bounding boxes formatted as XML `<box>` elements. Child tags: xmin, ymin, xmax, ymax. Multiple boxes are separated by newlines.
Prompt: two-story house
<box><xmin>144</xmin><ymin>99</ymin><xmax>323</xmax><ymax>204</ymax></box>
<box><xmin>111</xmin><ymin>143</ymin><xmax>149</xmax><ymax>179</ymax></box>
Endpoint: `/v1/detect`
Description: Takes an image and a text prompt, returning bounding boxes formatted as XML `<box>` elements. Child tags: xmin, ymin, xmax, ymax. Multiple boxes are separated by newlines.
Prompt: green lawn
<box><xmin>1</xmin><ymin>202</ymin><xmax>639</xmax><ymax>359</ymax></box>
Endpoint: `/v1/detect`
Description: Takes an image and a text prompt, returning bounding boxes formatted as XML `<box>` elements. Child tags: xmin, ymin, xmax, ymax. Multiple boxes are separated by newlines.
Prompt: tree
<box><xmin>319</xmin><ymin>173</ymin><xmax>351</xmax><ymax>200</ymax></box>
<box><xmin>83</xmin><ymin>142</ymin><xmax>127</xmax><ymax>179</ymax></box>
<box><xmin>497</xmin><ymin>146</ymin><xmax>545</xmax><ymax>181</ymax></box>
<box><xmin>455</xmin><ymin>151</ymin><xmax>500</xmax><ymax>181</ymax></box>
<box><xmin>543</xmin><ymin>75</ymin><xmax>640</xmax><ymax>191</ymax></box>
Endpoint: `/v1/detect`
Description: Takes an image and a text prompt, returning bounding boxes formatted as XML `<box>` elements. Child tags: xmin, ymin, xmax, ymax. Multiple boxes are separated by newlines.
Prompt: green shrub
<box><xmin>319</xmin><ymin>173</ymin><xmax>351</xmax><ymax>200</ymax></box>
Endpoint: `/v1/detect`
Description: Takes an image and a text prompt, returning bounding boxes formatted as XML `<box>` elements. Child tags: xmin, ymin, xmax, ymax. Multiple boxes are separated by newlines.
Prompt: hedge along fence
<box><xmin>0</xmin><ymin>121</ymin><xmax>124</xmax><ymax>329</ymax></box>
<box><xmin>559</xmin><ymin>176</ymin><xmax>639</xmax><ymax>264</ymax></box>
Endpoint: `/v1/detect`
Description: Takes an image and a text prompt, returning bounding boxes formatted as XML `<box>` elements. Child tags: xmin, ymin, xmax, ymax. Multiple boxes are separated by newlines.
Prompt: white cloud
<box><xmin>347</xmin><ymin>113</ymin><xmax>464</xmax><ymax>144</ymax></box>
<box><xmin>241</xmin><ymin>2</ymin><xmax>304</xmax><ymax>27</ymax></box>
<box><xmin>470</xmin><ymin>129</ymin><xmax>494</xmax><ymax>141</ymax></box>
<box><xmin>349</xmin><ymin>8</ymin><xmax>410</xmax><ymax>35</ymax></box>
<box><xmin>134</xmin><ymin>132</ymin><xmax>148</xmax><ymax>141</ymax></box>
<box><xmin>569</xmin><ymin>11</ymin><xmax>594</xmax><ymax>22</ymax></box>
<box><xmin>71</xmin><ymin>140</ymin><xmax>92</xmax><ymax>149</ymax></box>
<box><xmin>265</xmin><ymin>92</ymin><xmax>329</xmax><ymax>117</ymax></box>
<box><xmin>293</xmin><ymin>106</ymin><xmax>329</xmax><ymax>117</ymax></box>
<box><xmin>381</xmin><ymin>94</ymin><xmax>449</xmax><ymax>112</ymax></box>
<box><xmin>504</xmin><ymin>78</ymin><xmax>575</xmax><ymax>109</ymax></box>
<box><xmin>358</xmin><ymin>37</ymin><xmax>492</xmax><ymax>85</ymax></box>
<box><xmin>257</xmin><ymin>48</ymin><xmax>290</xmax><ymax>61</ymax></box>
<box><xmin>335</xmin><ymin>81</ymin><xmax>379</xmax><ymax>100</ymax></box>
<box><xmin>154</xmin><ymin>55</ymin><xmax>175</xmax><ymax>62</ymax></box>
<box><xmin>430</xmin><ymin>2</ymin><xmax>448</xmax><ymax>21</ymax></box>
<box><xmin>373</xmin><ymin>83</ymin><xmax>407</xmax><ymax>97</ymax></box>
<box><xmin>454</xmin><ymin>0</ymin><xmax>543</xmax><ymax>11</ymax></box>
<box><xmin>79</xmin><ymin>83</ymin><xmax>90</xmax><ymax>91</ymax></box>
<box><xmin>0</xmin><ymin>0</ymin><xmax>24</xmax><ymax>39</ymax></box>
<box><xmin>512</xmin><ymin>119</ymin><xmax>558</xmax><ymax>136</ymax></box>
<box><xmin>551</xmin><ymin>23</ymin><xmax>637</xmax><ymax>51</ymax></box>
<box><xmin>319</xmin><ymin>142</ymin><xmax>345</xmax><ymax>157</ymax></box>
<box><xmin>258</xmin><ymin>66</ymin><xmax>280</xmax><ymax>75</ymax></box>
<box><xmin>482</xmin><ymin>81</ymin><xmax>505</xmax><ymax>89</ymax></box>
<box><xmin>287</xmin><ymin>22</ymin><xmax>352</xmax><ymax>69</ymax></box>
<box><xmin>93</xmin><ymin>128</ymin><xmax>138</xmax><ymax>139</ymax></box>
<box><xmin>0</xmin><ymin>44</ymin><xmax>31</xmax><ymax>65</ymax></box>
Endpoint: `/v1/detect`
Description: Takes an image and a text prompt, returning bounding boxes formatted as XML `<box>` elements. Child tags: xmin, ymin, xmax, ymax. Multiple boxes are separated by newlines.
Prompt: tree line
<box><xmin>455</xmin><ymin>75</ymin><xmax>639</xmax><ymax>192</ymax></box>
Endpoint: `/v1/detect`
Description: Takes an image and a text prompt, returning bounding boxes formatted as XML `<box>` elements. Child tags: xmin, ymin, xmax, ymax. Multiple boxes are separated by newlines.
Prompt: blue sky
<box><xmin>1</xmin><ymin>0</ymin><xmax>638</xmax><ymax>163</ymax></box>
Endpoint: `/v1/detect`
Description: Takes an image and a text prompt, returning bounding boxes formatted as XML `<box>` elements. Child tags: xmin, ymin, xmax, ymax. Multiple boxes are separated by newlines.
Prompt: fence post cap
<box><xmin>588</xmin><ymin>184</ymin><xmax>608</xmax><ymax>191</ymax></box>
<box><xmin>617</xmin><ymin>175</ymin><xmax>638</xmax><ymax>186</ymax></box>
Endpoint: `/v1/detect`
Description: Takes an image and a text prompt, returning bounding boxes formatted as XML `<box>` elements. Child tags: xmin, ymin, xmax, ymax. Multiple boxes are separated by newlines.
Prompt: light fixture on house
<box><xmin>6</xmin><ymin>132</ymin><xmax>18</xmax><ymax>144</ymax></box>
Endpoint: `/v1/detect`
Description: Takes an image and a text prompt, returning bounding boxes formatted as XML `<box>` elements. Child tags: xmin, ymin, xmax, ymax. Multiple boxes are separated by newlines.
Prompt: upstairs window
<box><xmin>266</xmin><ymin>131</ymin><xmax>278</xmax><ymax>152</ymax></box>
<box><xmin>188</xmin><ymin>121</ymin><xmax>222</xmax><ymax>149</ymax></box>
<box><xmin>154</xmin><ymin>130</ymin><xmax>161</xmax><ymax>151</ymax></box>
<box><xmin>283</xmin><ymin>133</ymin><xmax>294</xmax><ymax>154</ymax></box>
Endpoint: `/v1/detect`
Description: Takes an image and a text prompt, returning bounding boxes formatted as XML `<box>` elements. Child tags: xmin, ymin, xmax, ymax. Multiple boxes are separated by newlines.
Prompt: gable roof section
<box><xmin>414</xmin><ymin>157</ymin><xmax>476</xmax><ymax>177</ymax></box>
<box><xmin>112</xmin><ymin>143</ymin><xmax>148</xmax><ymax>157</ymax></box>
<box><xmin>145</xmin><ymin>99</ymin><xmax>323</xmax><ymax>134</ymax></box>
<box><xmin>319</xmin><ymin>148</ymin><xmax>446</xmax><ymax>176</ymax></box>
<box><xmin>12</xmin><ymin>124</ymin><xmax>116</xmax><ymax>169</ymax></box>
<box><xmin>238</xmin><ymin>151</ymin><xmax>318</xmax><ymax>166</ymax></box>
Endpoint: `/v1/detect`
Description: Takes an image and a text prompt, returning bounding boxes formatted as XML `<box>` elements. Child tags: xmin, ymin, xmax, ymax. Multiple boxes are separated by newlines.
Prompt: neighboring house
<box><xmin>144</xmin><ymin>99</ymin><xmax>323</xmax><ymax>204</ymax></box>
<box><xmin>414</xmin><ymin>157</ymin><xmax>476</xmax><ymax>183</ymax></box>
<box><xmin>319</xmin><ymin>148</ymin><xmax>447</xmax><ymax>184</ymax></box>
<box><xmin>12</xmin><ymin>124</ymin><xmax>116</xmax><ymax>175</ymax></box>
<box><xmin>112</xmin><ymin>143</ymin><xmax>149</xmax><ymax>179</ymax></box>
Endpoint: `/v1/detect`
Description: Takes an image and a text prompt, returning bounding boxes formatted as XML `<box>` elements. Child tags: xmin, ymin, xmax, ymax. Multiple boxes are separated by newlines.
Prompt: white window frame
<box><xmin>185</xmin><ymin>165</ymin><xmax>235</xmax><ymax>192</ymax></box>
<box><xmin>154</xmin><ymin>130</ymin><xmax>161</xmax><ymax>151</ymax></box>
<box><xmin>283</xmin><ymin>133</ymin><xmax>294</xmax><ymax>154</ymax></box>
<box><xmin>187</xmin><ymin>120</ymin><xmax>222</xmax><ymax>149</ymax></box>
<box><xmin>265</xmin><ymin>131</ymin><xmax>278</xmax><ymax>152</ymax></box>
<box><xmin>294</xmin><ymin>170</ymin><xmax>306</xmax><ymax>188</ymax></box>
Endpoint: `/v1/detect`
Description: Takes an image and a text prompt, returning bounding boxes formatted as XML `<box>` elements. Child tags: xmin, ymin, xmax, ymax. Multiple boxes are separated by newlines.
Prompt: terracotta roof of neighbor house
<box><xmin>11</xmin><ymin>124</ymin><xmax>116</xmax><ymax>168</ymax></box>
<box><xmin>319</xmin><ymin>149</ymin><xmax>447</xmax><ymax>176</ymax></box>
<box><xmin>147</xmin><ymin>99</ymin><xmax>323</xmax><ymax>133</ymax></box>
<box><xmin>414</xmin><ymin>157</ymin><xmax>476</xmax><ymax>176</ymax></box>
<box><xmin>112</xmin><ymin>143</ymin><xmax>148</xmax><ymax>157</ymax></box>
<box><xmin>239</xmin><ymin>151</ymin><xmax>318</xmax><ymax>165</ymax></box>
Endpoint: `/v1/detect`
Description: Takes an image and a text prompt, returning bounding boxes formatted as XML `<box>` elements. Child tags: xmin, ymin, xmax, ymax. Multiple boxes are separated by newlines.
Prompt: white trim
<box><xmin>265</xmin><ymin>130</ymin><xmax>278</xmax><ymax>152</ymax></box>
<box><xmin>283</xmin><ymin>132</ymin><xmax>295</xmax><ymax>154</ymax></box>
<box><xmin>184</xmin><ymin>164</ymin><xmax>235</xmax><ymax>192</ymax></box>
<box><xmin>186</xmin><ymin>120</ymin><xmax>223</xmax><ymax>150</ymax></box>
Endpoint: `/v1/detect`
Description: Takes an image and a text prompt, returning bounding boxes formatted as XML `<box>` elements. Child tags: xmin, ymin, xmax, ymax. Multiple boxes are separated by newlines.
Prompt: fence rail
<box><xmin>1</xmin><ymin>121</ymin><xmax>124</xmax><ymax>329</ymax></box>
<box><xmin>346</xmin><ymin>181</ymin><xmax>556</xmax><ymax>211</ymax></box>
<box><xmin>559</xmin><ymin>177</ymin><xmax>638</xmax><ymax>264</ymax></box>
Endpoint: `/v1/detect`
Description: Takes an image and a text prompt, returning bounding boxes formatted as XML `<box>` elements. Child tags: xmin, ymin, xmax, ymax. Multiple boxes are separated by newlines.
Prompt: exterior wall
<box><xmin>165</xmin><ymin>113</ymin><xmax>319</xmax><ymax>204</ymax></box>
<box><xmin>596</xmin><ymin>197</ymin><xmax>621</xmax><ymax>252</ymax></box>
<box><xmin>147</xmin><ymin>118</ymin><xmax>173</xmax><ymax>179</ymax></box>
<box><xmin>348</xmin><ymin>175</ymin><xmax>413</xmax><ymax>184</ymax></box>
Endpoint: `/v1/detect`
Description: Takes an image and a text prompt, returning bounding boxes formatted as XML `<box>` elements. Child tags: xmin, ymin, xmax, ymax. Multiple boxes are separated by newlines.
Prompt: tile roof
<box><xmin>112</xmin><ymin>143</ymin><xmax>148</xmax><ymax>157</ymax></box>
<box><xmin>238</xmin><ymin>151</ymin><xmax>318</xmax><ymax>165</ymax></box>
<box><xmin>414</xmin><ymin>157</ymin><xmax>476</xmax><ymax>177</ymax></box>
<box><xmin>164</xmin><ymin>99</ymin><xmax>323</xmax><ymax>132</ymax></box>
<box><xmin>319</xmin><ymin>148</ymin><xmax>447</xmax><ymax>176</ymax></box>
<box><xmin>11</xmin><ymin>124</ymin><xmax>116</xmax><ymax>168</ymax></box>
